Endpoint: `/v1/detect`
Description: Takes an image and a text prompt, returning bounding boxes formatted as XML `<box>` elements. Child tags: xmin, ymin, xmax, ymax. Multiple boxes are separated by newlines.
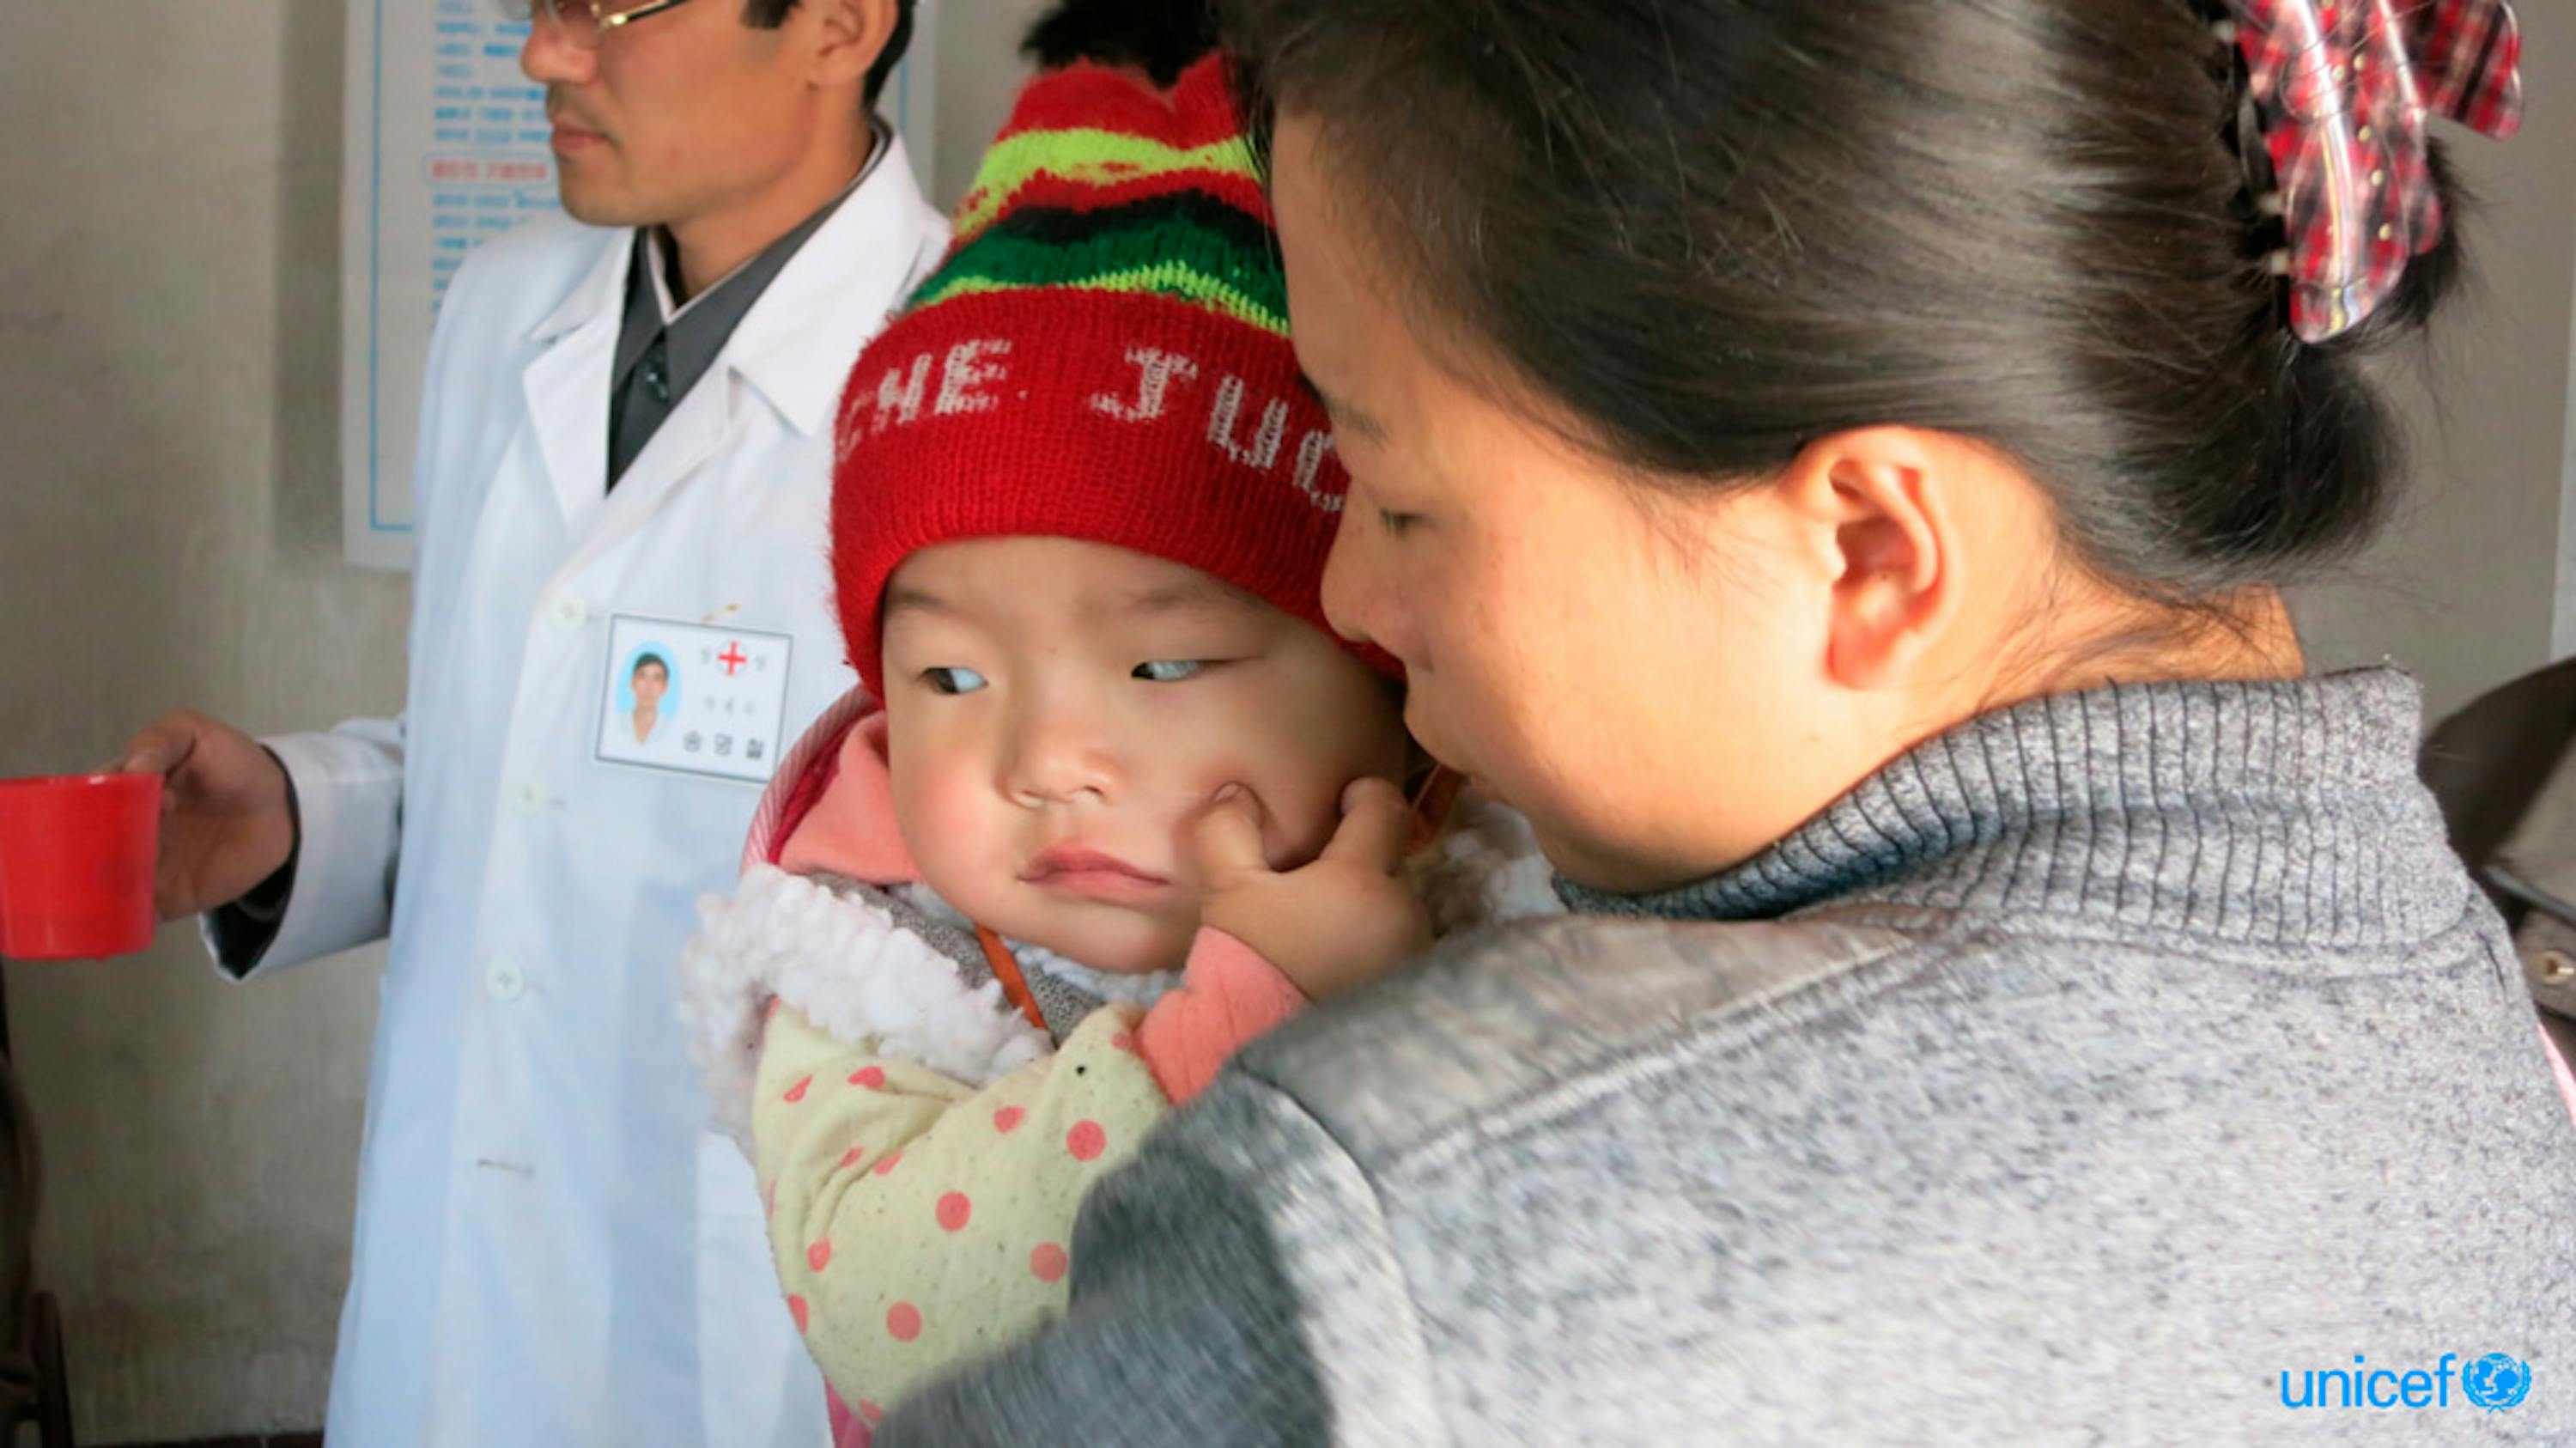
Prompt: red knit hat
<box><xmin>829</xmin><ymin>56</ymin><xmax>1380</xmax><ymax>701</ymax></box>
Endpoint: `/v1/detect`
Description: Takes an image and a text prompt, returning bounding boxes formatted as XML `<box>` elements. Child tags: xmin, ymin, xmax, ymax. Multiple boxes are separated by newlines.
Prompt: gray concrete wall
<box><xmin>933</xmin><ymin>0</ymin><xmax>1053</xmax><ymax>211</ymax></box>
<box><xmin>2291</xmin><ymin>0</ymin><xmax>2576</xmax><ymax>720</ymax></box>
<box><xmin>1</xmin><ymin>2</ymin><xmax>401</xmax><ymax>1439</ymax></box>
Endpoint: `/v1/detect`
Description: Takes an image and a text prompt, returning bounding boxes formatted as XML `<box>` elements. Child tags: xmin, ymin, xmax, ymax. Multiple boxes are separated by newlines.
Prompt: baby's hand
<box><xmin>1190</xmin><ymin>778</ymin><xmax>1431</xmax><ymax>1001</ymax></box>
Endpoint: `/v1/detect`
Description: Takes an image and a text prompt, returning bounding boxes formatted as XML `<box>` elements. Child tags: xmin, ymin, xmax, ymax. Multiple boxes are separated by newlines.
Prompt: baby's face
<box><xmin>880</xmin><ymin>537</ymin><xmax>1411</xmax><ymax>974</ymax></box>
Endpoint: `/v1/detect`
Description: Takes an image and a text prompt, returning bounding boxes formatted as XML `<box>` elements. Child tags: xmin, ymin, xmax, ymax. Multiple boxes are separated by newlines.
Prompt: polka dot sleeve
<box><xmin>754</xmin><ymin>1001</ymin><xmax>1174</xmax><ymax>1416</ymax></box>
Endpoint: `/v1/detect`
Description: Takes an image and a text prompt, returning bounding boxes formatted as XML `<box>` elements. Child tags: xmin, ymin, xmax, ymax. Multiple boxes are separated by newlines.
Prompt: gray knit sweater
<box><xmin>882</xmin><ymin>669</ymin><xmax>2576</xmax><ymax>1445</ymax></box>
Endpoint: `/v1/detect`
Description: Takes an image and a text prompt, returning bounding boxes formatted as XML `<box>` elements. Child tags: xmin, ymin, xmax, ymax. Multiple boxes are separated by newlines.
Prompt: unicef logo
<box><xmin>2279</xmin><ymin>1350</ymin><xmax>2534</xmax><ymax>1413</ymax></box>
<box><xmin>2464</xmin><ymin>1353</ymin><xmax>2533</xmax><ymax>1412</ymax></box>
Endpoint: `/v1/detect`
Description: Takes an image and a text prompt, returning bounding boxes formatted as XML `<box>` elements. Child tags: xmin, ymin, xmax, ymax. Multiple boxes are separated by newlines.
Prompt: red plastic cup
<box><xmin>0</xmin><ymin>773</ymin><xmax>164</xmax><ymax>960</ymax></box>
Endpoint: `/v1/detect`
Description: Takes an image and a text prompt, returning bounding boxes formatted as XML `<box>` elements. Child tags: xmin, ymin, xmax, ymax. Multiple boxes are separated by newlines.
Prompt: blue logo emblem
<box><xmin>2464</xmin><ymin>1353</ymin><xmax>2532</xmax><ymax>1412</ymax></box>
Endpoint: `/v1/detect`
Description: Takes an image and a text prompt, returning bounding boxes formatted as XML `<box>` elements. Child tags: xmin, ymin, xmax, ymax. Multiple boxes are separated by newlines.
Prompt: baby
<box><xmin>678</xmin><ymin>54</ymin><xmax>1552</xmax><ymax>1439</ymax></box>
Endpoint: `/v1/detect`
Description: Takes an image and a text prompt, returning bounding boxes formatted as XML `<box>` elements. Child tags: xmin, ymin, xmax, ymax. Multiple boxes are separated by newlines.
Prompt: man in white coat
<box><xmin>113</xmin><ymin>1</ymin><xmax>949</xmax><ymax>1441</ymax></box>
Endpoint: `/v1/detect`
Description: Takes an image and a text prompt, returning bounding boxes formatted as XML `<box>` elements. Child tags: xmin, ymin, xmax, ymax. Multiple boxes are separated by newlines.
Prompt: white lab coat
<box><xmin>223</xmin><ymin>139</ymin><xmax>948</xmax><ymax>1446</ymax></box>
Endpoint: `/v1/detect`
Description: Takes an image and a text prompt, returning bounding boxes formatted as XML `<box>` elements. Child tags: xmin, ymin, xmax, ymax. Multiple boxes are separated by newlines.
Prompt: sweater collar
<box><xmin>1558</xmin><ymin>668</ymin><xmax>2465</xmax><ymax>947</ymax></box>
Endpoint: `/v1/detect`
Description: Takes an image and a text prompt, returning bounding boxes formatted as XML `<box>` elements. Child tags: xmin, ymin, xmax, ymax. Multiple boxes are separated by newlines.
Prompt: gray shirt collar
<box><xmin>610</xmin><ymin>122</ymin><xmax>891</xmax><ymax>423</ymax></box>
<box><xmin>1557</xmin><ymin>668</ymin><xmax>2460</xmax><ymax>947</ymax></box>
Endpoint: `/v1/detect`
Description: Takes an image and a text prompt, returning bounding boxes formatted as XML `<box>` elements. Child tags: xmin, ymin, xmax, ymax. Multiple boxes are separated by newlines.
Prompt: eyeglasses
<box><xmin>493</xmin><ymin>0</ymin><xmax>696</xmax><ymax>51</ymax></box>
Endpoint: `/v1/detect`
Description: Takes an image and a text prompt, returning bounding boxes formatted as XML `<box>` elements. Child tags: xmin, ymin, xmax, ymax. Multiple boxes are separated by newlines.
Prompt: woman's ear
<box><xmin>803</xmin><ymin>0</ymin><xmax>899</xmax><ymax>94</ymax></box>
<box><xmin>1774</xmin><ymin>428</ymin><xmax>1967</xmax><ymax>692</ymax></box>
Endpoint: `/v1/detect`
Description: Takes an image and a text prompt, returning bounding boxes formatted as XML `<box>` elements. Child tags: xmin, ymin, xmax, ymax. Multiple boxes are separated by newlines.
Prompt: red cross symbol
<box><xmin>717</xmin><ymin>642</ymin><xmax>749</xmax><ymax>677</ymax></box>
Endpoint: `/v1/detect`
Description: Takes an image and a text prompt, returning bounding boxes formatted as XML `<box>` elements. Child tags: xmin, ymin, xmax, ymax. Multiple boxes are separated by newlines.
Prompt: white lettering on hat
<box><xmin>835</xmin><ymin>394</ymin><xmax>867</xmax><ymax>462</ymax></box>
<box><xmin>865</xmin><ymin>354</ymin><xmax>933</xmax><ymax>441</ymax></box>
<box><xmin>1291</xmin><ymin>430</ymin><xmax>1344</xmax><ymax>513</ymax></box>
<box><xmin>1208</xmin><ymin>375</ymin><xmax>1289</xmax><ymax>471</ymax></box>
<box><xmin>1089</xmin><ymin>347</ymin><xmax>1203</xmax><ymax>423</ymax></box>
<box><xmin>1079</xmin><ymin>344</ymin><xmax>1343</xmax><ymax>515</ymax></box>
<box><xmin>934</xmin><ymin>339</ymin><xmax>1015</xmax><ymax>417</ymax></box>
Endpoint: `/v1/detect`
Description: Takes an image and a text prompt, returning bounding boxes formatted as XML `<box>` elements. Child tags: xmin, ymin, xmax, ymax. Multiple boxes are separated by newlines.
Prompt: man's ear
<box><xmin>1773</xmin><ymin>428</ymin><xmax>1965</xmax><ymax>692</ymax></box>
<box><xmin>803</xmin><ymin>0</ymin><xmax>899</xmax><ymax>94</ymax></box>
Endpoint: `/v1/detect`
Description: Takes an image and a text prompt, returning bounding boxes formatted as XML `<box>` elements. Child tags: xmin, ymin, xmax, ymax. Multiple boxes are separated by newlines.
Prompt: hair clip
<box><xmin>2221</xmin><ymin>0</ymin><xmax>2524</xmax><ymax>342</ymax></box>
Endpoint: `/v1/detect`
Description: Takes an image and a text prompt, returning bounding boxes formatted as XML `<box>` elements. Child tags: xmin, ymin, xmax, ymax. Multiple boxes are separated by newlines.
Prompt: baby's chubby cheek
<box><xmin>890</xmin><ymin>771</ymin><xmax>1014</xmax><ymax>895</ymax></box>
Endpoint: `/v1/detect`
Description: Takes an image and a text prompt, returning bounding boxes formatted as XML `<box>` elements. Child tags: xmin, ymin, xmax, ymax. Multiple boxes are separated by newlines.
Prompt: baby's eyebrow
<box><xmin>1098</xmin><ymin>577</ymin><xmax>1263</xmax><ymax>621</ymax></box>
<box><xmin>880</xmin><ymin>585</ymin><xmax>957</xmax><ymax>622</ymax></box>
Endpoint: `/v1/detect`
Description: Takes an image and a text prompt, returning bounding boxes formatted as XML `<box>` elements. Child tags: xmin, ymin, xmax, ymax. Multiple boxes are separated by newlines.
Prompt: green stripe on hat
<box><xmin>909</xmin><ymin>266</ymin><xmax>1287</xmax><ymax>337</ymax></box>
<box><xmin>909</xmin><ymin>198</ymin><xmax>1291</xmax><ymax>334</ymax></box>
<box><xmin>953</xmin><ymin>128</ymin><xmax>1262</xmax><ymax>240</ymax></box>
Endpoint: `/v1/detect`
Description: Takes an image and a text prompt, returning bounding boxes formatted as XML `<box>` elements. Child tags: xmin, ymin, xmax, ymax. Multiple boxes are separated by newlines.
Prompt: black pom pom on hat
<box><xmin>1019</xmin><ymin>0</ymin><xmax>1219</xmax><ymax>86</ymax></box>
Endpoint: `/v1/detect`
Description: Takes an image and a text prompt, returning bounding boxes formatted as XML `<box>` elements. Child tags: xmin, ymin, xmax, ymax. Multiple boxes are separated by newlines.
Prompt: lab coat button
<box><xmin>486</xmin><ymin>958</ymin><xmax>527</xmax><ymax>1002</ymax></box>
<box><xmin>510</xmin><ymin>778</ymin><xmax>545</xmax><ymax>817</ymax></box>
<box><xmin>548</xmin><ymin>592</ymin><xmax>588</xmax><ymax>633</ymax></box>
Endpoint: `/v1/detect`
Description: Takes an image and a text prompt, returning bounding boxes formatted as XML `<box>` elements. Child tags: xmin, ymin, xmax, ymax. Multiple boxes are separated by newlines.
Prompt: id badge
<box><xmin>593</xmin><ymin>614</ymin><xmax>794</xmax><ymax>784</ymax></box>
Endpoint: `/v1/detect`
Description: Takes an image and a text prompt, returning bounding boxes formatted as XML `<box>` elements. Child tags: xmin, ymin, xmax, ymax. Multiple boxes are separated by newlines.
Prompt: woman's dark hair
<box><xmin>744</xmin><ymin>0</ymin><xmax>915</xmax><ymax>105</ymax></box>
<box><xmin>1220</xmin><ymin>0</ymin><xmax>2467</xmax><ymax>597</ymax></box>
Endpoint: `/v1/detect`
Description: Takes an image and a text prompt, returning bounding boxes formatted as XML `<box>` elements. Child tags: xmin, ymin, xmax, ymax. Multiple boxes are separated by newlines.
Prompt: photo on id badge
<box><xmin>593</xmin><ymin>613</ymin><xmax>794</xmax><ymax>784</ymax></box>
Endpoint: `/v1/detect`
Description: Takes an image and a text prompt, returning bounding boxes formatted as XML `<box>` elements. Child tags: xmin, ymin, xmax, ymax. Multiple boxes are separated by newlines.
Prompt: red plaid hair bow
<box><xmin>2222</xmin><ymin>0</ymin><xmax>2524</xmax><ymax>342</ymax></box>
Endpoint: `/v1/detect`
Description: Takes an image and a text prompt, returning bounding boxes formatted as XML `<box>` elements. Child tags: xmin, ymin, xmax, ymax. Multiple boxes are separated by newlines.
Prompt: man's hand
<box><xmin>113</xmin><ymin>710</ymin><xmax>296</xmax><ymax>921</ymax></box>
<box><xmin>1189</xmin><ymin>778</ymin><xmax>1431</xmax><ymax>1001</ymax></box>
